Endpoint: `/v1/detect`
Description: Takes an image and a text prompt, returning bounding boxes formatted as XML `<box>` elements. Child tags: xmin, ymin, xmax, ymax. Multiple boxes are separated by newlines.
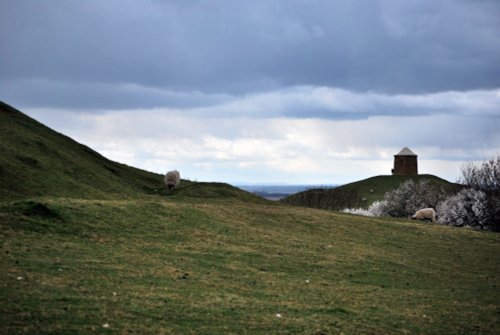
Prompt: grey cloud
<box><xmin>13</xmin><ymin>83</ymin><xmax>500</xmax><ymax>123</ymax></box>
<box><xmin>192</xmin><ymin>87</ymin><xmax>500</xmax><ymax>120</ymax></box>
<box><xmin>1</xmin><ymin>0</ymin><xmax>499</xmax><ymax>106</ymax></box>
<box><xmin>0</xmin><ymin>78</ymin><xmax>233</xmax><ymax>110</ymax></box>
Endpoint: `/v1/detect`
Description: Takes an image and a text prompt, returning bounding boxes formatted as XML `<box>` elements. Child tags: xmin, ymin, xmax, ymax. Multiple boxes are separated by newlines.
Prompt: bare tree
<box><xmin>459</xmin><ymin>156</ymin><xmax>500</xmax><ymax>195</ymax></box>
<box><xmin>461</xmin><ymin>156</ymin><xmax>500</xmax><ymax>230</ymax></box>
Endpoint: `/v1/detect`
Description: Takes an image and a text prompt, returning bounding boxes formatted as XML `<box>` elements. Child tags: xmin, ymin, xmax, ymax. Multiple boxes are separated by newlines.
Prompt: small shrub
<box><xmin>367</xmin><ymin>200</ymin><xmax>388</xmax><ymax>217</ymax></box>
<box><xmin>342</xmin><ymin>200</ymin><xmax>388</xmax><ymax>217</ymax></box>
<box><xmin>342</xmin><ymin>207</ymin><xmax>372</xmax><ymax>216</ymax></box>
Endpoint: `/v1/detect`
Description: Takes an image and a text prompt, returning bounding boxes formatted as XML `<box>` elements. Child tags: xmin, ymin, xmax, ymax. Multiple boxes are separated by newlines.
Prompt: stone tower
<box><xmin>392</xmin><ymin>147</ymin><xmax>418</xmax><ymax>176</ymax></box>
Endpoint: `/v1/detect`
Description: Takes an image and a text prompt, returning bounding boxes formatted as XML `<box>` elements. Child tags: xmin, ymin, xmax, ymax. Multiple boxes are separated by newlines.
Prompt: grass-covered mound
<box><xmin>170</xmin><ymin>181</ymin><xmax>267</xmax><ymax>204</ymax></box>
<box><xmin>282</xmin><ymin>174</ymin><xmax>463</xmax><ymax>211</ymax></box>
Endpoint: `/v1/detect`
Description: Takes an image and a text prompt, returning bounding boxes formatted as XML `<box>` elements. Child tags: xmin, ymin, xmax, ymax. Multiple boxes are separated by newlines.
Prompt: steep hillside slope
<box><xmin>0</xmin><ymin>101</ymin><xmax>166</xmax><ymax>200</ymax></box>
<box><xmin>0</xmin><ymin>101</ymin><xmax>270</xmax><ymax>204</ymax></box>
<box><xmin>282</xmin><ymin>174</ymin><xmax>463</xmax><ymax>211</ymax></box>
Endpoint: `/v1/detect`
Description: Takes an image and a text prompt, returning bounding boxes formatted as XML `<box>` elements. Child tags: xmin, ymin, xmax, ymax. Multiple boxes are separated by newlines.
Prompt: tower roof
<box><xmin>395</xmin><ymin>147</ymin><xmax>417</xmax><ymax>156</ymax></box>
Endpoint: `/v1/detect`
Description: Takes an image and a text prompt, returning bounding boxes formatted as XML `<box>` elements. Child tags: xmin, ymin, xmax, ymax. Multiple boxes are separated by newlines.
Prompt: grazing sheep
<box><xmin>412</xmin><ymin>208</ymin><xmax>436</xmax><ymax>222</ymax></box>
<box><xmin>164</xmin><ymin>170</ymin><xmax>180</xmax><ymax>190</ymax></box>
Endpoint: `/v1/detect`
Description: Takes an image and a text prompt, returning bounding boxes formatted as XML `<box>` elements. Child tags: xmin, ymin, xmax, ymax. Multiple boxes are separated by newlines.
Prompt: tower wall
<box><xmin>392</xmin><ymin>155</ymin><xmax>418</xmax><ymax>176</ymax></box>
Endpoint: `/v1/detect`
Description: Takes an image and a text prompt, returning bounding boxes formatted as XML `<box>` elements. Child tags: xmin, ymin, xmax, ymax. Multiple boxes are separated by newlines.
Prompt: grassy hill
<box><xmin>281</xmin><ymin>175</ymin><xmax>463</xmax><ymax>211</ymax></box>
<box><xmin>1</xmin><ymin>102</ymin><xmax>499</xmax><ymax>334</ymax></box>
<box><xmin>0</xmin><ymin>101</ymin><xmax>259</xmax><ymax>203</ymax></box>
<box><xmin>0</xmin><ymin>101</ymin><xmax>165</xmax><ymax>200</ymax></box>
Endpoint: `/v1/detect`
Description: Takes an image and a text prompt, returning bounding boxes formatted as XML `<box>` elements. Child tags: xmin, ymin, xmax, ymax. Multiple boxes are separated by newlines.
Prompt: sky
<box><xmin>1</xmin><ymin>0</ymin><xmax>499</xmax><ymax>185</ymax></box>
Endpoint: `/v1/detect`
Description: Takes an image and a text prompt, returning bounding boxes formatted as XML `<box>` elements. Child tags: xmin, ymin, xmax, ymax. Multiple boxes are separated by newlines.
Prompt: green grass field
<box><xmin>1</xmin><ymin>102</ymin><xmax>499</xmax><ymax>334</ymax></box>
<box><xmin>2</xmin><ymin>193</ymin><xmax>499</xmax><ymax>334</ymax></box>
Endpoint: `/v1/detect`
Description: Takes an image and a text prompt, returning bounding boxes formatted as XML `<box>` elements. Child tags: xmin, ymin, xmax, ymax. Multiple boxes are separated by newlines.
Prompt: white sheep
<box><xmin>164</xmin><ymin>170</ymin><xmax>180</xmax><ymax>190</ymax></box>
<box><xmin>412</xmin><ymin>208</ymin><xmax>436</xmax><ymax>222</ymax></box>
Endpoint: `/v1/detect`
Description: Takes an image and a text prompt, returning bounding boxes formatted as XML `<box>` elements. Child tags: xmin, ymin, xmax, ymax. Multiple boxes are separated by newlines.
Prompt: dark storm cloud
<box><xmin>1</xmin><ymin>0</ymin><xmax>499</xmax><ymax>111</ymax></box>
<box><xmin>0</xmin><ymin>78</ymin><xmax>232</xmax><ymax>110</ymax></box>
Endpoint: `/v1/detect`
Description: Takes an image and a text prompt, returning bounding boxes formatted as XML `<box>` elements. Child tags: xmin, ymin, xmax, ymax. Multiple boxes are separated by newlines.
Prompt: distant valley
<box><xmin>236</xmin><ymin>184</ymin><xmax>338</xmax><ymax>200</ymax></box>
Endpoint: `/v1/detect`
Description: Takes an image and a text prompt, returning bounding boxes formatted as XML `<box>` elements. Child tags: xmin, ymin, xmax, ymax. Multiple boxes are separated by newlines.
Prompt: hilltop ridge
<box><xmin>282</xmin><ymin>174</ymin><xmax>463</xmax><ymax>211</ymax></box>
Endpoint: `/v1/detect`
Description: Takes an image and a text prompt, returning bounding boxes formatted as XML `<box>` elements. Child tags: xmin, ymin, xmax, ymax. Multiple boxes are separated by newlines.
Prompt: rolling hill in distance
<box><xmin>1</xmin><ymin>102</ymin><xmax>499</xmax><ymax>334</ymax></box>
<box><xmin>281</xmin><ymin>175</ymin><xmax>463</xmax><ymax>211</ymax></box>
